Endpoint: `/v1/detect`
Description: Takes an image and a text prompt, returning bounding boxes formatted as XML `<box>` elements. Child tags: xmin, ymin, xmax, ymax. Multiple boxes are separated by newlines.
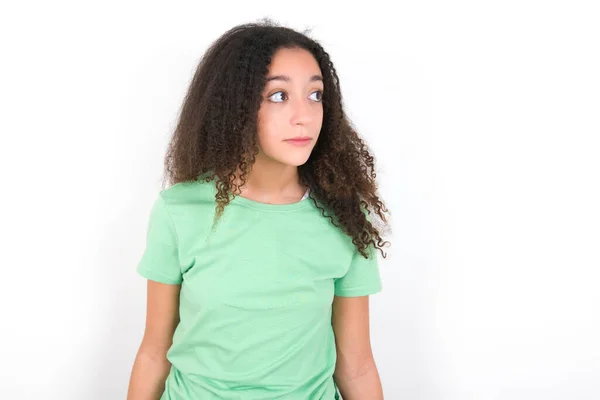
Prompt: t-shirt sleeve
<box><xmin>136</xmin><ymin>193</ymin><xmax>183</xmax><ymax>285</ymax></box>
<box><xmin>334</xmin><ymin>242</ymin><xmax>383</xmax><ymax>297</ymax></box>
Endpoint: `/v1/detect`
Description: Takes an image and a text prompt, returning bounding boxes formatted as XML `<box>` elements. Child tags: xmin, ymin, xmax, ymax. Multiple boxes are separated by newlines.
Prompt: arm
<box><xmin>127</xmin><ymin>280</ymin><xmax>181</xmax><ymax>400</ymax></box>
<box><xmin>332</xmin><ymin>295</ymin><xmax>383</xmax><ymax>400</ymax></box>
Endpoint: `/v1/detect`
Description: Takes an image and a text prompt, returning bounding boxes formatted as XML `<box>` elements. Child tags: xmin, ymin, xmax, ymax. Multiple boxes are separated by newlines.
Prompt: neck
<box><xmin>233</xmin><ymin>154</ymin><xmax>306</xmax><ymax>203</ymax></box>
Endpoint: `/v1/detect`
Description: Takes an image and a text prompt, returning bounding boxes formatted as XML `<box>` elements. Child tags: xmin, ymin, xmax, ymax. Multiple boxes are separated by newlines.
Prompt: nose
<box><xmin>290</xmin><ymin>97</ymin><xmax>313</xmax><ymax>126</ymax></box>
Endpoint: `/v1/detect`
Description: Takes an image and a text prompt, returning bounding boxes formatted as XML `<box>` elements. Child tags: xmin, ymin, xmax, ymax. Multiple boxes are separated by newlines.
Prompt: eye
<box><xmin>268</xmin><ymin>91</ymin><xmax>288</xmax><ymax>103</ymax></box>
<box><xmin>268</xmin><ymin>90</ymin><xmax>324</xmax><ymax>103</ymax></box>
<box><xmin>309</xmin><ymin>90</ymin><xmax>323</xmax><ymax>102</ymax></box>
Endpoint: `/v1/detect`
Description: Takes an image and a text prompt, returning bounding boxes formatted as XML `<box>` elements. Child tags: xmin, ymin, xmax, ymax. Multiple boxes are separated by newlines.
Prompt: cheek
<box><xmin>258</xmin><ymin>107</ymin><xmax>284</xmax><ymax>134</ymax></box>
<box><xmin>257</xmin><ymin>109</ymin><xmax>283</xmax><ymax>150</ymax></box>
<box><xmin>316</xmin><ymin>108</ymin><xmax>324</xmax><ymax>127</ymax></box>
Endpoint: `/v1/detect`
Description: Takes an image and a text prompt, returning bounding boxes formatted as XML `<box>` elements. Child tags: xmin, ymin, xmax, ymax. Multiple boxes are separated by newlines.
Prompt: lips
<box><xmin>286</xmin><ymin>138</ymin><xmax>311</xmax><ymax>142</ymax></box>
<box><xmin>284</xmin><ymin>137</ymin><xmax>312</xmax><ymax>146</ymax></box>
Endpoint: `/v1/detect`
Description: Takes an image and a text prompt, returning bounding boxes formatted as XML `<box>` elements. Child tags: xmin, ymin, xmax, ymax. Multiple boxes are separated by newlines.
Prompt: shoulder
<box><xmin>152</xmin><ymin>180</ymin><xmax>217</xmax><ymax>241</ymax></box>
<box><xmin>158</xmin><ymin>179</ymin><xmax>216</xmax><ymax>207</ymax></box>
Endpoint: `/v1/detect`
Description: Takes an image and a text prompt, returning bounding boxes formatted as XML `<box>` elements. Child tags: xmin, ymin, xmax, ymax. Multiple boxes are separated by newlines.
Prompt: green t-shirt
<box><xmin>136</xmin><ymin>179</ymin><xmax>383</xmax><ymax>399</ymax></box>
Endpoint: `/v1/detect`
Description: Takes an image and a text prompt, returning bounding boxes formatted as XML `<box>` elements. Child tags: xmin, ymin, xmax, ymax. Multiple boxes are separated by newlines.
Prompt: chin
<box><xmin>280</xmin><ymin>155</ymin><xmax>311</xmax><ymax>167</ymax></box>
<box><xmin>262</xmin><ymin>146</ymin><xmax>314</xmax><ymax>167</ymax></box>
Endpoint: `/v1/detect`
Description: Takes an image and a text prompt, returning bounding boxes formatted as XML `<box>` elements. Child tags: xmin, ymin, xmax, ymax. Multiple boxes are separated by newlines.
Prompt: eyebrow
<box><xmin>265</xmin><ymin>74</ymin><xmax>323</xmax><ymax>83</ymax></box>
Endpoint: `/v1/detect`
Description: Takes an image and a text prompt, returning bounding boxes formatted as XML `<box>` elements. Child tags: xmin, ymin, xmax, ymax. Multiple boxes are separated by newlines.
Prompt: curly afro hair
<box><xmin>162</xmin><ymin>18</ymin><xmax>391</xmax><ymax>259</ymax></box>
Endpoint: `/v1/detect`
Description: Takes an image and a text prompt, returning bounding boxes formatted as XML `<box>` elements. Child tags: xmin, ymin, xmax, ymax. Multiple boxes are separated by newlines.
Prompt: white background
<box><xmin>1</xmin><ymin>1</ymin><xmax>599</xmax><ymax>399</ymax></box>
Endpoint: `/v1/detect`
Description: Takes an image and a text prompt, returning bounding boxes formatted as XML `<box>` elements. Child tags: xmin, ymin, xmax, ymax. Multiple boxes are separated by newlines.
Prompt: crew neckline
<box><xmin>232</xmin><ymin>187</ymin><xmax>311</xmax><ymax>211</ymax></box>
<box><xmin>204</xmin><ymin>178</ymin><xmax>311</xmax><ymax>211</ymax></box>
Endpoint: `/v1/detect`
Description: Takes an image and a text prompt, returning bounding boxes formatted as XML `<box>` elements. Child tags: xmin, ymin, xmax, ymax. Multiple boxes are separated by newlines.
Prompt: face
<box><xmin>255</xmin><ymin>47</ymin><xmax>324</xmax><ymax>167</ymax></box>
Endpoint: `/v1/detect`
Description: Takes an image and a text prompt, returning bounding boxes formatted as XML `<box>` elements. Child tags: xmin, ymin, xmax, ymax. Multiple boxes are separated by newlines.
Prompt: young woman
<box><xmin>127</xmin><ymin>19</ymin><xmax>391</xmax><ymax>400</ymax></box>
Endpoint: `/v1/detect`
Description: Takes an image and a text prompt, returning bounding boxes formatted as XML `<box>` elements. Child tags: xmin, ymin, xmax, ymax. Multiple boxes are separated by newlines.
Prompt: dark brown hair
<box><xmin>163</xmin><ymin>18</ymin><xmax>391</xmax><ymax>259</ymax></box>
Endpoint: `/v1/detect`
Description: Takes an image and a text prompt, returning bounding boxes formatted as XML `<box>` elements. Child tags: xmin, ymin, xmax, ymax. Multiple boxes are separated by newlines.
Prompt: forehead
<box><xmin>266</xmin><ymin>47</ymin><xmax>322</xmax><ymax>81</ymax></box>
